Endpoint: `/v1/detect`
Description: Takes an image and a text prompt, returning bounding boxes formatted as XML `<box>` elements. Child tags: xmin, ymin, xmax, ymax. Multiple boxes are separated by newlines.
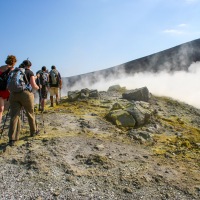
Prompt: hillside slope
<box><xmin>64</xmin><ymin>38</ymin><xmax>200</xmax><ymax>87</ymax></box>
<box><xmin>0</xmin><ymin>89</ymin><xmax>200</xmax><ymax>200</ymax></box>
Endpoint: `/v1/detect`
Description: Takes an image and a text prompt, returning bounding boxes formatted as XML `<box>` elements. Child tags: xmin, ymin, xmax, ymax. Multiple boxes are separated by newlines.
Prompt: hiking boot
<box><xmin>56</xmin><ymin>100</ymin><xmax>59</xmax><ymax>105</ymax></box>
<box><xmin>8</xmin><ymin>140</ymin><xmax>15</xmax><ymax>146</ymax></box>
<box><xmin>30</xmin><ymin>130</ymin><xmax>40</xmax><ymax>137</ymax></box>
<box><xmin>39</xmin><ymin>107</ymin><xmax>44</xmax><ymax>112</ymax></box>
<box><xmin>50</xmin><ymin>103</ymin><xmax>54</xmax><ymax>107</ymax></box>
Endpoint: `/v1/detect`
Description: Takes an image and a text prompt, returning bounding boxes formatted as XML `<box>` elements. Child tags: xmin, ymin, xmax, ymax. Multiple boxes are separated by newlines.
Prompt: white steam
<box><xmin>63</xmin><ymin>62</ymin><xmax>200</xmax><ymax>109</ymax></box>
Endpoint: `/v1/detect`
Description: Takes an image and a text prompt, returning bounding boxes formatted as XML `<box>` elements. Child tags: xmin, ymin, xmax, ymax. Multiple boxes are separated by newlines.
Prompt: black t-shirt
<box><xmin>24</xmin><ymin>68</ymin><xmax>34</xmax><ymax>83</ymax></box>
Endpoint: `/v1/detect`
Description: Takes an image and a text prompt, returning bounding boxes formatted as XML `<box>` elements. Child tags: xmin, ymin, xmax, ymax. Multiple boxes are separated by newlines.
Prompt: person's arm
<box><xmin>48</xmin><ymin>72</ymin><xmax>51</xmax><ymax>87</ymax></box>
<box><xmin>30</xmin><ymin>76</ymin><xmax>39</xmax><ymax>90</ymax></box>
<box><xmin>59</xmin><ymin>79</ymin><xmax>62</xmax><ymax>89</ymax></box>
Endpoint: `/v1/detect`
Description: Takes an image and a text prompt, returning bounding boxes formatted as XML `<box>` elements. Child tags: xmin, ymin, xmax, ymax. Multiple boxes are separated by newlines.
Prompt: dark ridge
<box><xmin>63</xmin><ymin>38</ymin><xmax>200</xmax><ymax>87</ymax></box>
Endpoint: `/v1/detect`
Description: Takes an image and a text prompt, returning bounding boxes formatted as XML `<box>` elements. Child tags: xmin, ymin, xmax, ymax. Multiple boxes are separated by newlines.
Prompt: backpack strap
<box><xmin>23</xmin><ymin>69</ymin><xmax>33</xmax><ymax>92</ymax></box>
<box><xmin>18</xmin><ymin>68</ymin><xmax>30</xmax><ymax>87</ymax></box>
<box><xmin>24</xmin><ymin>73</ymin><xmax>29</xmax><ymax>84</ymax></box>
<box><xmin>0</xmin><ymin>67</ymin><xmax>12</xmax><ymax>76</ymax></box>
<box><xmin>5</xmin><ymin>67</ymin><xmax>12</xmax><ymax>74</ymax></box>
<box><xmin>23</xmin><ymin>70</ymin><xmax>30</xmax><ymax>86</ymax></box>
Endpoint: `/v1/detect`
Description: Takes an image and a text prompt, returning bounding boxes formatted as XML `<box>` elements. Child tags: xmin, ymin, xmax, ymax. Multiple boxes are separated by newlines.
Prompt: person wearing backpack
<box><xmin>0</xmin><ymin>55</ymin><xmax>17</xmax><ymax>125</ymax></box>
<box><xmin>36</xmin><ymin>66</ymin><xmax>49</xmax><ymax>111</ymax></box>
<box><xmin>7</xmin><ymin>60</ymin><xmax>39</xmax><ymax>146</ymax></box>
<box><xmin>49</xmin><ymin>65</ymin><xmax>62</xmax><ymax>107</ymax></box>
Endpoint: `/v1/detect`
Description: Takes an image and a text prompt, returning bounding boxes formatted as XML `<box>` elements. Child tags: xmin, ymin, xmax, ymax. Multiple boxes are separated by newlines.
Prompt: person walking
<box><xmin>8</xmin><ymin>60</ymin><xmax>39</xmax><ymax>146</ymax></box>
<box><xmin>49</xmin><ymin>65</ymin><xmax>62</xmax><ymax>107</ymax></box>
<box><xmin>36</xmin><ymin>66</ymin><xmax>49</xmax><ymax>111</ymax></box>
<box><xmin>0</xmin><ymin>55</ymin><xmax>17</xmax><ymax>125</ymax></box>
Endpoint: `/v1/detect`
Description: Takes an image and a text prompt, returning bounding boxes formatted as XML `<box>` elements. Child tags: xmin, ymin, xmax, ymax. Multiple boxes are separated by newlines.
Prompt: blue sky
<box><xmin>0</xmin><ymin>0</ymin><xmax>200</xmax><ymax>77</ymax></box>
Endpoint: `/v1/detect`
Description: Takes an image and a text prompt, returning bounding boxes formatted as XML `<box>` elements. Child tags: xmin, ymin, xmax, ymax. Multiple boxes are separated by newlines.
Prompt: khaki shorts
<box><xmin>49</xmin><ymin>87</ymin><xmax>59</xmax><ymax>96</ymax></box>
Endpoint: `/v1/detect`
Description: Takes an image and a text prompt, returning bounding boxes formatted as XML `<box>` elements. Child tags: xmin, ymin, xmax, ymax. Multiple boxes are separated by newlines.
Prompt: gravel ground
<box><xmin>0</xmin><ymin>91</ymin><xmax>199</xmax><ymax>200</ymax></box>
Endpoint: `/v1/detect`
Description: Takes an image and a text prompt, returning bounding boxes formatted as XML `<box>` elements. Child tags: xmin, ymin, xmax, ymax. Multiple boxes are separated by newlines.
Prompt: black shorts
<box><xmin>39</xmin><ymin>86</ymin><xmax>48</xmax><ymax>99</ymax></box>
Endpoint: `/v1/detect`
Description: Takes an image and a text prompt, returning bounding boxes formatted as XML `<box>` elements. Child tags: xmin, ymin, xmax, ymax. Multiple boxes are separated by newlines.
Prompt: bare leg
<box><xmin>41</xmin><ymin>98</ymin><xmax>46</xmax><ymax>111</ymax></box>
<box><xmin>56</xmin><ymin>94</ymin><xmax>58</xmax><ymax>105</ymax></box>
<box><xmin>41</xmin><ymin>98</ymin><xmax>44</xmax><ymax>109</ymax></box>
<box><xmin>50</xmin><ymin>96</ymin><xmax>53</xmax><ymax>107</ymax></box>
<box><xmin>0</xmin><ymin>97</ymin><xmax>4</xmax><ymax>125</ymax></box>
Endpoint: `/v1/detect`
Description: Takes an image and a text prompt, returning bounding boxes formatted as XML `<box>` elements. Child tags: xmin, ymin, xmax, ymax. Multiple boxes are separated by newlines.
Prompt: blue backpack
<box><xmin>7</xmin><ymin>68</ymin><xmax>32</xmax><ymax>93</ymax></box>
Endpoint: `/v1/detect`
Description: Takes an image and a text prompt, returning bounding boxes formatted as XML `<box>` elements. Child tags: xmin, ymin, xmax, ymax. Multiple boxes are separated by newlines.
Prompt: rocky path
<box><xmin>0</xmin><ymin>92</ymin><xmax>199</xmax><ymax>199</ymax></box>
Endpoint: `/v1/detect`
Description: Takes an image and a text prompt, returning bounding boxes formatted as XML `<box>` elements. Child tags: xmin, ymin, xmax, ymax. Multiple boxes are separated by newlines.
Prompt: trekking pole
<box><xmin>38</xmin><ymin>87</ymin><xmax>42</xmax><ymax>111</ymax></box>
<box><xmin>20</xmin><ymin>107</ymin><xmax>25</xmax><ymax>127</ymax></box>
<box><xmin>20</xmin><ymin>108</ymin><xmax>23</xmax><ymax>128</ymax></box>
<box><xmin>38</xmin><ymin>96</ymin><xmax>41</xmax><ymax>111</ymax></box>
<box><xmin>39</xmin><ymin>96</ymin><xmax>46</xmax><ymax>134</ymax></box>
<box><xmin>34</xmin><ymin>90</ymin><xmax>40</xmax><ymax>134</ymax></box>
<box><xmin>36</xmin><ymin>74</ymin><xmax>41</xmax><ymax>111</ymax></box>
<box><xmin>35</xmin><ymin>111</ymin><xmax>39</xmax><ymax>133</ymax></box>
<box><xmin>0</xmin><ymin>106</ymin><xmax>10</xmax><ymax>138</ymax></box>
<box><xmin>38</xmin><ymin>80</ymin><xmax>46</xmax><ymax>134</ymax></box>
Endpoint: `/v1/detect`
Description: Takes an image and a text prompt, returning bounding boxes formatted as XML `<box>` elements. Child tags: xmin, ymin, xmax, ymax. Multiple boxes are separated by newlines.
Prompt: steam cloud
<box><xmin>62</xmin><ymin>62</ymin><xmax>200</xmax><ymax>109</ymax></box>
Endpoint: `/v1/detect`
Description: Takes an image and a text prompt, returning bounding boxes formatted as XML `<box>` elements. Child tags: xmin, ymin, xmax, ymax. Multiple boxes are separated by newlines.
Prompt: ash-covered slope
<box><xmin>0</xmin><ymin>89</ymin><xmax>200</xmax><ymax>199</ymax></box>
<box><xmin>64</xmin><ymin>38</ymin><xmax>200</xmax><ymax>87</ymax></box>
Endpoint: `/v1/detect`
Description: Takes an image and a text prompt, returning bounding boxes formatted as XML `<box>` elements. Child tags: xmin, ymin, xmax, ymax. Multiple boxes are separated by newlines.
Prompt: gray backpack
<box><xmin>7</xmin><ymin>68</ymin><xmax>32</xmax><ymax>93</ymax></box>
<box><xmin>50</xmin><ymin>69</ymin><xmax>59</xmax><ymax>85</ymax></box>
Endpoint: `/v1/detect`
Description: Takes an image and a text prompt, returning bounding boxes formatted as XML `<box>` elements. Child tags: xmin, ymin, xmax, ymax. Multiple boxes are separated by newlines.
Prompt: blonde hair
<box><xmin>5</xmin><ymin>55</ymin><xmax>17</xmax><ymax>66</ymax></box>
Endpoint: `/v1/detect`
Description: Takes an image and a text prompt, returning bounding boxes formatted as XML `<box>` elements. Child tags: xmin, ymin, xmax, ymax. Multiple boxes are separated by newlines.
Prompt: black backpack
<box><xmin>0</xmin><ymin>68</ymin><xmax>11</xmax><ymax>90</ymax></box>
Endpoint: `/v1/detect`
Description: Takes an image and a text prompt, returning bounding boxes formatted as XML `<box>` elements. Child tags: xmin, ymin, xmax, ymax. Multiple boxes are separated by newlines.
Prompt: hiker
<box><xmin>49</xmin><ymin>65</ymin><xmax>62</xmax><ymax>107</ymax></box>
<box><xmin>7</xmin><ymin>60</ymin><xmax>39</xmax><ymax>146</ymax></box>
<box><xmin>0</xmin><ymin>55</ymin><xmax>17</xmax><ymax>125</ymax></box>
<box><xmin>36</xmin><ymin>66</ymin><xmax>49</xmax><ymax>111</ymax></box>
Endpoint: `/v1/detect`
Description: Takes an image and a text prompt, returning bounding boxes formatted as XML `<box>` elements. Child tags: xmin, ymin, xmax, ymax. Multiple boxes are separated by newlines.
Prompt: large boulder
<box><xmin>68</xmin><ymin>90</ymin><xmax>80</xmax><ymax>101</ymax></box>
<box><xmin>107</xmin><ymin>85</ymin><xmax>126</xmax><ymax>92</ymax></box>
<box><xmin>68</xmin><ymin>88</ymin><xmax>99</xmax><ymax>101</ymax></box>
<box><xmin>122</xmin><ymin>87</ymin><xmax>150</xmax><ymax>102</ymax></box>
<box><xmin>125</xmin><ymin>101</ymin><xmax>152</xmax><ymax>127</ymax></box>
<box><xmin>106</xmin><ymin>110</ymin><xmax>136</xmax><ymax>127</ymax></box>
<box><xmin>89</xmin><ymin>90</ymin><xmax>99</xmax><ymax>98</ymax></box>
<box><xmin>80</xmin><ymin>88</ymin><xmax>90</xmax><ymax>98</ymax></box>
